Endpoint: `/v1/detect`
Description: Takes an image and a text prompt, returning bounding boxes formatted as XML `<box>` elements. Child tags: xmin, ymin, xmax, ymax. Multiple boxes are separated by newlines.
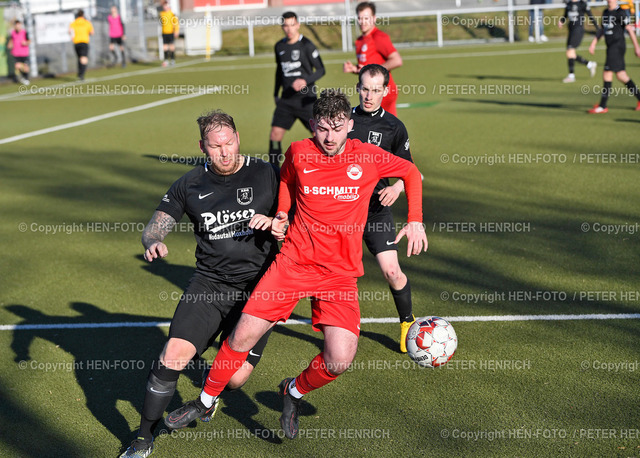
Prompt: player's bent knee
<box><xmin>161</xmin><ymin>338</ymin><xmax>196</xmax><ymax>370</ymax></box>
<box><xmin>227</xmin><ymin>363</ymin><xmax>254</xmax><ymax>390</ymax></box>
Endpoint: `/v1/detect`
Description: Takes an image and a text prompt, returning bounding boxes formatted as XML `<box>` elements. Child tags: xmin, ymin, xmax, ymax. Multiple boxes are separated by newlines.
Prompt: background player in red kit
<box><xmin>165</xmin><ymin>89</ymin><xmax>427</xmax><ymax>439</ymax></box>
<box><xmin>343</xmin><ymin>2</ymin><xmax>403</xmax><ymax>115</ymax></box>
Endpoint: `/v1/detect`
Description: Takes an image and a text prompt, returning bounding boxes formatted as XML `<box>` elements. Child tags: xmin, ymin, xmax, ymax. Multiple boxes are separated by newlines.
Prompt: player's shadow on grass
<box><xmin>447</xmin><ymin>73</ymin><xmax>558</xmax><ymax>82</ymax></box>
<box><xmin>452</xmin><ymin>97</ymin><xmax>578</xmax><ymax>111</ymax></box>
<box><xmin>0</xmin><ymin>378</ymin><xmax>83</xmax><ymax>455</ymax></box>
<box><xmin>6</xmin><ymin>302</ymin><xmax>185</xmax><ymax>448</ymax></box>
<box><xmin>137</xmin><ymin>254</ymin><xmax>193</xmax><ymax>292</ymax></box>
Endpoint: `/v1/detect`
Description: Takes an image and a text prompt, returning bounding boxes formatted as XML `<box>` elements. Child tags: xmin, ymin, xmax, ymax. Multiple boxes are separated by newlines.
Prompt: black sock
<box><xmin>568</xmin><ymin>58</ymin><xmax>575</xmax><ymax>74</ymax></box>
<box><xmin>576</xmin><ymin>55</ymin><xmax>588</xmax><ymax>65</ymax></box>
<box><xmin>390</xmin><ymin>278</ymin><xmax>413</xmax><ymax>323</ymax></box>
<box><xmin>79</xmin><ymin>63</ymin><xmax>86</xmax><ymax>78</ymax></box>
<box><xmin>599</xmin><ymin>81</ymin><xmax>612</xmax><ymax>108</ymax></box>
<box><xmin>138</xmin><ymin>361</ymin><xmax>180</xmax><ymax>441</ymax></box>
<box><xmin>269</xmin><ymin>140</ymin><xmax>282</xmax><ymax>166</ymax></box>
<box><xmin>625</xmin><ymin>79</ymin><xmax>640</xmax><ymax>101</ymax></box>
<box><xmin>112</xmin><ymin>50</ymin><xmax>118</xmax><ymax>62</ymax></box>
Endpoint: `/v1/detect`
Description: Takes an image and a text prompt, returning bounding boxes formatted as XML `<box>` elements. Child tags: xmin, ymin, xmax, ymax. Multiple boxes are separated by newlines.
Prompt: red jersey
<box><xmin>278</xmin><ymin>138</ymin><xmax>422</xmax><ymax>277</ymax></box>
<box><xmin>355</xmin><ymin>27</ymin><xmax>397</xmax><ymax>86</ymax></box>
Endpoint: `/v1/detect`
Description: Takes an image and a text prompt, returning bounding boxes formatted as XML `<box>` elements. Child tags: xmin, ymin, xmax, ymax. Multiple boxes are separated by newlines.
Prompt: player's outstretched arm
<box><xmin>395</xmin><ymin>221</ymin><xmax>427</xmax><ymax>257</ymax></box>
<box><xmin>393</xmin><ymin>164</ymin><xmax>427</xmax><ymax>257</ymax></box>
<box><xmin>249</xmin><ymin>214</ymin><xmax>274</xmax><ymax>231</ymax></box>
<box><xmin>626</xmin><ymin>24</ymin><xmax>640</xmax><ymax>57</ymax></box>
<box><xmin>142</xmin><ymin>210</ymin><xmax>176</xmax><ymax>262</ymax></box>
<box><xmin>384</xmin><ymin>51</ymin><xmax>403</xmax><ymax>71</ymax></box>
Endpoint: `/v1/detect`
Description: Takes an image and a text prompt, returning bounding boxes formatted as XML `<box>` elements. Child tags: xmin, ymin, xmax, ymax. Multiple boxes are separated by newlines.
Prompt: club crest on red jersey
<box><xmin>347</xmin><ymin>164</ymin><xmax>363</xmax><ymax>180</ymax></box>
<box><xmin>237</xmin><ymin>187</ymin><xmax>253</xmax><ymax>205</ymax></box>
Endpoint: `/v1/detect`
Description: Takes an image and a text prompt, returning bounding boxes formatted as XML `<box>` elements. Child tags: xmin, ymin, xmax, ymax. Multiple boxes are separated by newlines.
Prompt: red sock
<box><xmin>295</xmin><ymin>353</ymin><xmax>338</xmax><ymax>395</ymax></box>
<box><xmin>203</xmin><ymin>339</ymin><xmax>248</xmax><ymax>397</ymax></box>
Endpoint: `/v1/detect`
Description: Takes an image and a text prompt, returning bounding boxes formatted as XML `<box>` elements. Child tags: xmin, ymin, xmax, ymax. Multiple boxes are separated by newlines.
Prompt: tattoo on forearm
<box><xmin>141</xmin><ymin>211</ymin><xmax>176</xmax><ymax>248</ymax></box>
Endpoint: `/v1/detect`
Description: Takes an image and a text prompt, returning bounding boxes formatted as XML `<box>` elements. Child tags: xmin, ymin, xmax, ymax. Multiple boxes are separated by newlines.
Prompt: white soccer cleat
<box><xmin>540</xmin><ymin>35</ymin><xmax>548</xmax><ymax>42</ymax></box>
<box><xmin>562</xmin><ymin>74</ymin><xmax>576</xmax><ymax>83</ymax></box>
<box><xmin>587</xmin><ymin>61</ymin><xmax>597</xmax><ymax>78</ymax></box>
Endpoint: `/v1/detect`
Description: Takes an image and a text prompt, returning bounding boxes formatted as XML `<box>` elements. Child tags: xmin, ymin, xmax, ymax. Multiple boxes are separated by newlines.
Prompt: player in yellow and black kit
<box><xmin>159</xmin><ymin>1</ymin><xmax>179</xmax><ymax>66</ymax></box>
<box><xmin>69</xmin><ymin>9</ymin><xmax>94</xmax><ymax>80</ymax></box>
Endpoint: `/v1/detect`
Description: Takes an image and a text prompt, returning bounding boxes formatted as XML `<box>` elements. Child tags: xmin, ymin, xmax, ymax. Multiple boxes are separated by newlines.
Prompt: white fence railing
<box><xmin>225</xmin><ymin>1</ymin><xmax>637</xmax><ymax>57</ymax></box>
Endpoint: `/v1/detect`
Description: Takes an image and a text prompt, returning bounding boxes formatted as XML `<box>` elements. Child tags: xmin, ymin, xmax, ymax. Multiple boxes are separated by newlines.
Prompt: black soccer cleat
<box><xmin>278</xmin><ymin>377</ymin><xmax>302</xmax><ymax>439</ymax></box>
<box><xmin>164</xmin><ymin>399</ymin><xmax>216</xmax><ymax>430</ymax></box>
<box><xmin>119</xmin><ymin>436</ymin><xmax>153</xmax><ymax>457</ymax></box>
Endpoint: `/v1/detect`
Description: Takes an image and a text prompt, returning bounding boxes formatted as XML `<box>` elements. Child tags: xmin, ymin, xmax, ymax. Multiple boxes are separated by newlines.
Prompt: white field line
<box><xmin>2</xmin><ymin>313</ymin><xmax>639</xmax><ymax>331</ymax></box>
<box><xmin>0</xmin><ymin>87</ymin><xmax>217</xmax><ymax>146</ymax></box>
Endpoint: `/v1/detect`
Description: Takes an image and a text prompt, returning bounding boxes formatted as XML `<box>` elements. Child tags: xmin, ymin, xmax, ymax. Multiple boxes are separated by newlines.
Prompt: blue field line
<box><xmin>1</xmin><ymin>313</ymin><xmax>639</xmax><ymax>331</ymax></box>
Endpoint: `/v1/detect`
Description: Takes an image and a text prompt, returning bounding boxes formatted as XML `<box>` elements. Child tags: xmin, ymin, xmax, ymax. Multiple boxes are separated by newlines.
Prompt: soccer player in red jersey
<box><xmin>165</xmin><ymin>89</ymin><xmax>427</xmax><ymax>439</ymax></box>
<box><xmin>343</xmin><ymin>2</ymin><xmax>403</xmax><ymax>115</ymax></box>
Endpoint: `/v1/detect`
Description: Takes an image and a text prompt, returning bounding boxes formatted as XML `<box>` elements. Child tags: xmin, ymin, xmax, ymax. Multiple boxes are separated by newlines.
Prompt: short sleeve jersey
<box><xmin>10</xmin><ymin>29</ymin><xmax>29</xmax><ymax>57</ymax></box>
<box><xmin>564</xmin><ymin>1</ymin><xmax>592</xmax><ymax>29</ymax></box>
<box><xmin>348</xmin><ymin>106</ymin><xmax>412</xmax><ymax>213</ymax></box>
<box><xmin>274</xmin><ymin>35</ymin><xmax>325</xmax><ymax>99</ymax></box>
<box><xmin>160</xmin><ymin>10</ymin><xmax>179</xmax><ymax>34</ymax></box>
<box><xmin>70</xmin><ymin>18</ymin><xmax>94</xmax><ymax>44</ymax></box>
<box><xmin>599</xmin><ymin>8</ymin><xmax>631</xmax><ymax>46</ymax></box>
<box><xmin>355</xmin><ymin>28</ymin><xmax>397</xmax><ymax>85</ymax></box>
<box><xmin>279</xmin><ymin>138</ymin><xmax>416</xmax><ymax>277</ymax></box>
<box><xmin>156</xmin><ymin>156</ymin><xmax>279</xmax><ymax>282</ymax></box>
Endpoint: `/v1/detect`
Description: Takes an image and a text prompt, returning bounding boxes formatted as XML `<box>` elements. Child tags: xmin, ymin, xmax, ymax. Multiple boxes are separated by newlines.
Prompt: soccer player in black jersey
<box><xmin>559</xmin><ymin>0</ymin><xmax>598</xmax><ymax>83</ymax></box>
<box><xmin>269</xmin><ymin>11</ymin><xmax>325</xmax><ymax>167</ymax></box>
<box><xmin>347</xmin><ymin>64</ymin><xmax>419</xmax><ymax>353</ymax></box>
<box><xmin>120</xmin><ymin>111</ymin><xmax>279</xmax><ymax>457</ymax></box>
<box><xmin>588</xmin><ymin>0</ymin><xmax>640</xmax><ymax>113</ymax></box>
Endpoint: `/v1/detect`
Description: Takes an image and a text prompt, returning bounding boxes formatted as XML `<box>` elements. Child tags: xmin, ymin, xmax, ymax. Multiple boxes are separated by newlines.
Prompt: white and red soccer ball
<box><xmin>406</xmin><ymin>316</ymin><xmax>457</xmax><ymax>368</ymax></box>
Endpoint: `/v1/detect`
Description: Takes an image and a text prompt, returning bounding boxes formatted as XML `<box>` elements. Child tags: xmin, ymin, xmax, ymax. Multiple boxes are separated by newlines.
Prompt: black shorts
<box><xmin>604</xmin><ymin>44</ymin><xmax>626</xmax><ymax>72</ymax></box>
<box><xmin>271</xmin><ymin>96</ymin><xmax>315</xmax><ymax>131</ymax></box>
<box><xmin>168</xmin><ymin>272</ymin><xmax>271</xmax><ymax>367</ymax></box>
<box><xmin>74</xmin><ymin>43</ymin><xmax>89</xmax><ymax>57</ymax></box>
<box><xmin>363</xmin><ymin>206</ymin><xmax>398</xmax><ymax>256</ymax></box>
<box><xmin>162</xmin><ymin>33</ymin><xmax>175</xmax><ymax>45</ymax></box>
<box><xmin>110</xmin><ymin>37</ymin><xmax>123</xmax><ymax>45</ymax></box>
<box><xmin>13</xmin><ymin>56</ymin><xmax>28</xmax><ymax>64</ymax></box>
<box><xmin>566</xmin><ymin>27</ymin><xmax>584</xmax><ymax>49</ymax></box>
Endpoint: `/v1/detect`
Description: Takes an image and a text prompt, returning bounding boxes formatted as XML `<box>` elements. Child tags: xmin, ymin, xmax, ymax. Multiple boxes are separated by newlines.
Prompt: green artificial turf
<box><xmin>0</xmin><ymin>40</ymin><xmax>639</xmax><ymax>456</ymax></box>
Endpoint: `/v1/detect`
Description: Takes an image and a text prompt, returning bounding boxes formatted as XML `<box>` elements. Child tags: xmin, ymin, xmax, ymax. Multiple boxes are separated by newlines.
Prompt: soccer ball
<box><xmin>406</xmin><ymin>316</ymin><xmax>457</xmax><ymax>368</ymax></box>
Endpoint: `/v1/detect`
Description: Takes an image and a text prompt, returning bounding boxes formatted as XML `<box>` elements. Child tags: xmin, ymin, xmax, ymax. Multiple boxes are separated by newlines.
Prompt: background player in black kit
<box><xmin>121</xmin><ymin>111</ymin><xmax>279</xmax><ymax>457</ymax></box>
<box><xmin>347</xmin><ymin>64</ymin><xmax>418</xmax><ymax>353</ymax></box>
<box><xmin>588</xmin><ymin>0</ymin><xmax>640</xmax><ymax>113</ymax></box>
<box><xmin>269</xmin><ymin>11</ymin><xmax>325</xmax><ymax>167</ymax></box>
<box><xmin>559</xmin><ymin>0</ymin><xmax>598</xmax><ymax>83</ymax></box>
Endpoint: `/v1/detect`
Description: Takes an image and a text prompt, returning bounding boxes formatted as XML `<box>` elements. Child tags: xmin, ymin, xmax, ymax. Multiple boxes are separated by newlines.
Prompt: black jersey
<box><xmin>348</xmin><ymin>106</ymin><xmax>413</xmax><ymax>213</ymax></box>
<box><xmin>597</xmin><ymin>7</ymin><xmax>631</xmax><ymax>47</ymax></box>
<box><xmin>563</xmin><ymin>1</ymin><xmax>595</xmax><ymax>29</ymax></box>
<box><xmin>156</xmin><ymin>156</ymin><xmax>279</xmax><ymax>282</ymax></box>
<box><xmin>274</xmin><ymin>35</ymin><xmax>325</xmax><ymax>99</ymax></box>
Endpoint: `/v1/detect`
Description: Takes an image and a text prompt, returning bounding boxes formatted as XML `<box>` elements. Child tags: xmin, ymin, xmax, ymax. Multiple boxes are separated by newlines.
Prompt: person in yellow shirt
<box><xmin>69</xmin><ymin>9</ymin><xmax>94</xmax><ymax>80</ymax></box>
<box><xmin>159</xmin><ymin>1</ymin><xmax>179</xmax><ymax>66</ymax></box>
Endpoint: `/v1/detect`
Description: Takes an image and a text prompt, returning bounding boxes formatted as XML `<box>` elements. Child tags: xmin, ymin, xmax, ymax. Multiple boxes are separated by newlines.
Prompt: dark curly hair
<box><xmin>312</xmin><ymin>89</ymin><xmax>351</xmax><ymax>125</ymax></box>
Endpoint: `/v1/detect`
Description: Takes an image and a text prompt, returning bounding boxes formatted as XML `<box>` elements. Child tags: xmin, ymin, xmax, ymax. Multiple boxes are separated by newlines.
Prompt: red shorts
<box><xmin>243</xmin><ymin>253</ymin><xmax>361</xmax><ymax>337</ymax></box>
